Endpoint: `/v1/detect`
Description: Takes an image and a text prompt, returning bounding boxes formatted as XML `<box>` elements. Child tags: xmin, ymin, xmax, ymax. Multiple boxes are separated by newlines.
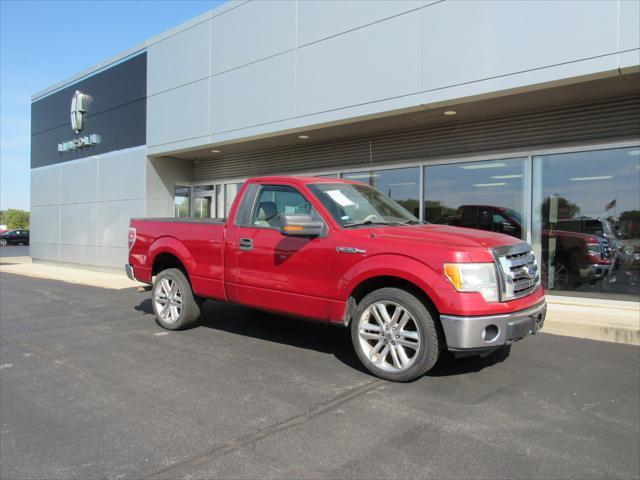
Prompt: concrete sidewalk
<box><xmin>1</xmin><ymin>256</ymin><xmax>638</xmax><ymax>345</ymax></box>
<box><xmin>544</xmin><ymin>297</ymin><xmax>639</xmax><ymax>345</ymax></box>
<box><xmin>0</xmin><ymin>256</ymin><xmax>144</xmax><ymax>290</ymax></box>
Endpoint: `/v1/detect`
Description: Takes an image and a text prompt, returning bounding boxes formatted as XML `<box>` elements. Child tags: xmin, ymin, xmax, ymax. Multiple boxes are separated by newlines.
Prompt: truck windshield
<box><xmin>308</xmin><ymin>182</ymin><xmax>419</xmax><ymax>228</ymax></box>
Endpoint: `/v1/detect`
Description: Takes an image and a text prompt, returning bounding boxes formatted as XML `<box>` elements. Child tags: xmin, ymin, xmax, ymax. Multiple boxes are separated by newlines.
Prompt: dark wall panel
<box><xmin>31</xmin><ymin>52</ymin><xmax>146</xmax><ymax>168</ymax></box>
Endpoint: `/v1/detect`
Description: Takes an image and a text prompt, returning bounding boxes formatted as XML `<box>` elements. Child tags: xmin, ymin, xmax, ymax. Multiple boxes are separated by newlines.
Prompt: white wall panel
<box><xmin>147</xmin><ymin>78</ymin><xmax>209</xmax><ymax>147</ymax></box>
<box><xmin>297</xmin><ymin>0</ymin><xmax>420</xmax><ymax>46</ymax></box>
<box><xmin>212</xmin><ymin>0</ymin><xmax>295</xmax><ymax>74</ymax></box>
<box><xmin>98</xmin><ymin>148</ymin><xmax>146</xmax><ymax>202</ymax></box>
<box><xmin>212</xmin><ymin>52</ymin><xmax>295</xmax><ymax>133</ymax></box>
<box><xmin>619</xmin><ymin>0</ymin><xmax>640</xmax><ymax>56</ymax></box>
<box><xmin>60</xmin><ymin>157</ymin><xmax>98</xmax><ymax>204</ymax></box>
<box><xmin>60</xmin><ymin>203</ymin><xmax>97</xmax><ymax>246</ymax></box>
<box><xmin>30</xmin><ymin>205</ymin><xmax>60</xmax><ymax>244</ymax></box>
<box><xmin>421</xmin><ymin>0</ymin><xmax>618</xmax><ymax>92</ymax></box>
<box><xmin>148</xmin><ymin>19</ymin><xmax>211</xmax><ymax>95</ymax></box>
<box><xmin>96</xmin><ymin>246</ymin><xmax>129</xmax><ymax>269</ymax></box>
<box><xmin>60</xmin><ymin>244</ymin><xmax>96</xmax><ymax>266</ymax></box>
<box><xmin>31</xmin><ymin>166</ymin><xmax>60</xmax><ymax>207</ymax></box>
<box><xmin>30</xmin><ymin>243</ymin><xmax>60</xmax><ymax>262</ymax></box>
<box><xmin>98</xmin><ymin>199</ymin><xmax>145</xmax><ymax>248</ymax></box>
<box><xmin>296</xmin><ymin>11</ymin><xmax>421</xmax><ymax>116</ymax></box>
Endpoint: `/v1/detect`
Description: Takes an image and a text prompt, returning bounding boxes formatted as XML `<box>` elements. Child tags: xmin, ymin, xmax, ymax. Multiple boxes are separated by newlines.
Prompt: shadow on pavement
<box><xmin>135</xmin><ymin>298</ymin><xmax>512</xmax><ymax>379</ymax></box>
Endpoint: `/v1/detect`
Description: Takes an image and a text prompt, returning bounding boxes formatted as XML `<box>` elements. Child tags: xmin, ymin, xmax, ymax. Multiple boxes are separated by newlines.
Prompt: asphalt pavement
<box><xmin>0</xmin><ymin>245</ymin><xmax>29</xmax><ymax>258</ymax></box>
<box><xmin>0</xmin><ymin>273</ymin><xmax>638</xmax><ymax>479</ymax></box>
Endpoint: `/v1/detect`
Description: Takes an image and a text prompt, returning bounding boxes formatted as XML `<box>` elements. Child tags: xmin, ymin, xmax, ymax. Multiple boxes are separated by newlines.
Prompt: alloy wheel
<box><xmin>357</xmin><ymin>301</ymin><xmax>421</xmax><ymax>372</ymax></box>
<box><xmin>154</xmin><ymin>277</ymin><xmax>183</xmax><ymax>324</ymax></box>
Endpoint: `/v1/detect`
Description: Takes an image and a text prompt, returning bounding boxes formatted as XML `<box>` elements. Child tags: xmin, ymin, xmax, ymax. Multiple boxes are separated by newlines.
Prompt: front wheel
<box><xmin>152</xmin><ymin>268</ymin><xmax>201</xmax><ymax>330</ymax></box>
<box><xmin>351</xmin><ymin>287</ymin><xmax>441</xmax><ymax>382</ymax></box>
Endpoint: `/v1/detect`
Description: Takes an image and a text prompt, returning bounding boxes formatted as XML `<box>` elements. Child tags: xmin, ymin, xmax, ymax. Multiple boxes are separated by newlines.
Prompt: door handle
<box><xmin>239</xmin><ymin>238</ymin><xmax>253</xmax><ymax>251</ymax></box>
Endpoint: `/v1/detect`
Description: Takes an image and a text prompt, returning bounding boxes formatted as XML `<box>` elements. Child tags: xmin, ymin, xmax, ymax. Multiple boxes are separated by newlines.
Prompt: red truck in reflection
<box><xmin>437</xmin><ymin>205</ymin><xmax>612</xmax><ymax>290</ymax></box>
<box><xmin>127</xmin><ymin>177</ymin><xmax>545</xmax><ymax>382</ymax></box>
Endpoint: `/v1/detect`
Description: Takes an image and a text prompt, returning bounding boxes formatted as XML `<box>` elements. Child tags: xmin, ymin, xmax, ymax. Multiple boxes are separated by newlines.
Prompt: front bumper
<box><xmin>578</xmin><ymin>263</ymin><xmax>611</xmax><ymax>280</ymax></box>
<box><xmin>440</xmin><ymin>300</ymin><xmax>546</xmax><ymax>351</ymax></box>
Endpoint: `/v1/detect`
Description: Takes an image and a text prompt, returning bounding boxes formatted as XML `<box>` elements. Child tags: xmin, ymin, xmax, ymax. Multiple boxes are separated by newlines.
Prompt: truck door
<box><xmin>231</xmin><ymin>183</ymin><xmax>335</xmax><ymax>320</ymax></box>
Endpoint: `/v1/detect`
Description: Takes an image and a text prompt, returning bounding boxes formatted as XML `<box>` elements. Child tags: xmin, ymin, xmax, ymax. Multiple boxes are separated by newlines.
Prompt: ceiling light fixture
<box><xmin>491</xmin><ymin>174</ymin><xmax>523</xmax><ymax>179</ymax></box>
<box><xmin>460</xmin><ymin>162</ymin><xmax>508</xmax><ymax>170</ymax></box>
<box><xmin>473</xmin><ymin>182</ymin><xmax>508</xmax><ymax>187</ymax></box>
<box><xmin>211</xmin><ymin>149</ymin><xmax>220</xmax><ymax>153</ymax></box>
<box><xmin>298</xmin><ymin>135</ymin><xmax>309</xmax><ymax>139</ymax></box>
<box><xmin>444</xmin><ymin>110</ymin><xmax>457</xmax><ymax>116</ymax></box>
<box><xmin>570</xmin><ymin>176</ymin><xmax>613</xmax><ymax>182</ymax></box>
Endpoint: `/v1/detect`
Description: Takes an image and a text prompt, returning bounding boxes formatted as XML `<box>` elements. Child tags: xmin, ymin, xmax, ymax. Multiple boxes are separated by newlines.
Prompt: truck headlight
<box><xmin>443</xmin><ymin>263</ymin><xmax>499</xmax><ymax>303</ymax></box>
<box><xmin>585</xmin><ymin>242</ymin><xmax>601</xmax><ymax>256</ymax></box>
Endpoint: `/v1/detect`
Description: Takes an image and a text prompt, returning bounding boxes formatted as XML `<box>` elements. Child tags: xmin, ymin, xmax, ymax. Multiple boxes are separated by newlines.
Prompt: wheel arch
<box><xmin>148</xmin><ymin>237</ymin><xmax>195</xmax><ymax>281</ymax></box>
<box><xmin>340</xmin><ymin>256</ymin><xmax>445</xmax><ymax>327</ymax></box>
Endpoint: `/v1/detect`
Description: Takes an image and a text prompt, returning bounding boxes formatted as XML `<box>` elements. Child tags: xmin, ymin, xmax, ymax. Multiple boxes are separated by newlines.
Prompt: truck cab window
<box><xmin>251</xmin><ymin>185</ymin><xmax>318</xmax><ymax>229</ymax></box>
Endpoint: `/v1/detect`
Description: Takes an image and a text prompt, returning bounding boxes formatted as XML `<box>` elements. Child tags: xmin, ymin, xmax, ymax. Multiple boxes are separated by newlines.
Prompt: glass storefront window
<box><xmin>532</xmin><ymin>147</ymin><xmax>640</xmax><ymax>301</ymax></box>
<box><xmin>193</xmin><ymin>186</ymin><xmax>213</xmax><ymax>218</ymax></box>
<box><xmin>342</xmin><ymin>167</ymin><xmax>420</xmax><ymax>218</ymax></box>
<box><xmin>424</xmin><ymin>158</ymin><xmax>527</xmax><ymax>240</ymax></box>
<box><xmin>225</xmin><ymin>183</ymin><xmax>244</xmax><ymax>216</ymax></box>
<box><xmin>174</xmin><ymin>186</ymin><xmax>190</xmax><ymax>218</ymax></box>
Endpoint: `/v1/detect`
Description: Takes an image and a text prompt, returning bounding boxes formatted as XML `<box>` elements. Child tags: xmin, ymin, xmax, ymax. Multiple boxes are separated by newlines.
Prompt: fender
<box><xmin>337</xmin><ymin>253</ymin><xmax>448</xmax><ymax>313</ymax></box>
<box><xmin>147</xmin><ymin>236</ymin><xmax>197</xmax><ymax>277</ymax></box>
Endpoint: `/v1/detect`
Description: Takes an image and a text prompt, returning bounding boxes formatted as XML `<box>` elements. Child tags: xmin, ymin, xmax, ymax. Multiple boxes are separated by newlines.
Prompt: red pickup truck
<box><xmin>127</xmin><ymin>176</ymin><xmax>545</xmax><ymax>382</ymax></box>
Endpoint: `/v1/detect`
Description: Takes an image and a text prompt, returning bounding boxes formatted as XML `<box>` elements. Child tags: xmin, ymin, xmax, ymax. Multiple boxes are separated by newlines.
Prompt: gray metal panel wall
<box><xmin>193</xmin><ymin>96</ymin><xmax>640</xmax><ymax>182</ymax></box>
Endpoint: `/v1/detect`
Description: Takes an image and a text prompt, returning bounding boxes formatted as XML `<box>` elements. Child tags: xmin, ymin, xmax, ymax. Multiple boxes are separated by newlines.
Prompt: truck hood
<box><xmin>372</xmin><ymin>224</ymin><xmax>523</xmax><ymax>249</ymax></box>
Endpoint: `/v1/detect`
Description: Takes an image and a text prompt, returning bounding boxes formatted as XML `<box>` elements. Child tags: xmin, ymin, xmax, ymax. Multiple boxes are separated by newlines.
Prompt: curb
<box><xmin>543</xmin><ymin>301</ymin><xmax>640</xmax><ymax>346</ymax></box>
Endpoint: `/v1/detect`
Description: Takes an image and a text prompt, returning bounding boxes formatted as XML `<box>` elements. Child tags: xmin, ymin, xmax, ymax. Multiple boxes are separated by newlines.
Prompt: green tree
<box><xmin>0</xmin><ymin>210</ymin><xmax>5</xmax><ymax>226</ymax></box>
<box><xmin>4</xmin><ymin>209</ymin><xmax>30</xmax><ymax>229</ymax></box>
<box><xmin>541</xmin><ymin>196</ymin><xmax>580</xmax><ymax>223</ymax></box>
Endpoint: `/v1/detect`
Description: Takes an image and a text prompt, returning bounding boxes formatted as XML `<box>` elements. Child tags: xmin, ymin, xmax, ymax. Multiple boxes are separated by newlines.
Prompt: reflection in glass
<box><xmin>193</xmin><ymin>186</ymin><xmax>214</xmax><ymax>218</ymax></box>
<box><xmin>174</xmin><ymin>186</ymin><xmax>190</xmax><ymax>218</ymax></box>
<box><xmin>532</xmin><ymin>147</ymin><xmax>640</xmax><ymax>301</ymax></box>
<box><xmin>342</xmin><ymin>167</ymin><xmax>420</xmax><ymax>219</ymax></box>
<box><xmin>424</xmin><ymin>158</ymin><xmax>526</xmax><ymax>240</ymax></box>
<box><xmin>225</xmin><ymin>183</ymin><xmax>244</xmax><ymax>216</ymax></box>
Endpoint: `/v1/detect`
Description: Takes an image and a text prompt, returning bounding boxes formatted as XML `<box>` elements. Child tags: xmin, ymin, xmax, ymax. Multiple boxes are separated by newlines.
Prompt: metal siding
<box><xmin>193</xmin><ymin>96</ymin><xmax>640</xmax><ymax>182</ymax></box>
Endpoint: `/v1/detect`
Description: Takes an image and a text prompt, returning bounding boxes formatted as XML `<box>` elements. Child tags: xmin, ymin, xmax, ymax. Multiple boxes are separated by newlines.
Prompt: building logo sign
<box><xmin>71</xmin><ymin>90</ymin><xmax>87</xmax><ymax>133</ymax></box>
<box><xmin>57</xmin><ymin>90</ymin><xmax>101</xmax><ymax>153</ymax></box>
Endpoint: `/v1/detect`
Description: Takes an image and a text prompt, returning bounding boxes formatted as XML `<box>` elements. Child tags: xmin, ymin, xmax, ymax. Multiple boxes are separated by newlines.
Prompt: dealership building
<box><xmin>31</xmin><ymin>0</ymin><xmax>639</xmax><ymax>304</ymax></box>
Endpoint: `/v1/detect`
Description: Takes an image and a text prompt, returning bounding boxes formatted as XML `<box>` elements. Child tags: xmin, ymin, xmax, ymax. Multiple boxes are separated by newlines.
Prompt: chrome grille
<box><xmin>490</xmin><ymin>243</ymin><xmax>540</xmax><ymax>301</ymax></box>
<box><xmin>600</xmin><ymin>238</ymin><xmax>611</xmax><ymax>259</ymax></box>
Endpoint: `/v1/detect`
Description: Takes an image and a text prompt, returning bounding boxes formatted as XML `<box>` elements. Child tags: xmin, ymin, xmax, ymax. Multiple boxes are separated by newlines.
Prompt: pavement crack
<box><xmin>143</xmin><ymin>379</ymin><xmax>386</xmax><ymax>480</ymax></box>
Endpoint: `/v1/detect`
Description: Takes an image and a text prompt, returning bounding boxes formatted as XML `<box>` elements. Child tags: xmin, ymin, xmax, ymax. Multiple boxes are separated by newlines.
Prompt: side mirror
<box><xmin>281</xmin><ymin>214</ymin><xmax>323</xmax><ymax>237</ymax></box>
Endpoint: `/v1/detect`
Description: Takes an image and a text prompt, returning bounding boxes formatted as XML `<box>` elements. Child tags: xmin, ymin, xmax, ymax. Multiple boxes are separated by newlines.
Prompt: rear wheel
<box><xmin>152</xmin><ymin>268</ymin><xmax>201</xmax><ymax>330</ymax></box>
<box><xmin>0</xmin><ymin>239</ymin><xmax>6</xmax><ymax>246</ymax></box>
<box><xmin>351</xmin><ymin>287</ymin><xmax>441</xmax><ymax>382</ymax></box>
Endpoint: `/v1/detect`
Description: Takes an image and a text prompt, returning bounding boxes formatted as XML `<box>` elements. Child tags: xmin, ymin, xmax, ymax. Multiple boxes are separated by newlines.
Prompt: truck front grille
<box><xmin>600</xmin><ymin>238</ymin><xmax>611</xmax><ymax>259</ymax></box>
<box><xmin>490</xmin><ymin>243</ymin><xmax>540</xmax><ymax>301</ymax></box>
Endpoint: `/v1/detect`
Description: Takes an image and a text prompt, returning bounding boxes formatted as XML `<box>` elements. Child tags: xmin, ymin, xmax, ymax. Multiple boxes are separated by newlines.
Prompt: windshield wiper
<box><xmin>343</xmin><ymin>220</ymin><xmax>390</xmax><ymax>228</ymax></box>
<box><xmin>402</xmin><ymin>219</ymin><xmax>423</xmax><ymax>225</ymax></box>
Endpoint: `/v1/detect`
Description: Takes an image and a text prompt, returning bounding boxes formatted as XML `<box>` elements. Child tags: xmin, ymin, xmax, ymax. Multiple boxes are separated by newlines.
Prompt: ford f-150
<box><xmin>127</xmin><ymin>176</ymin><xmax>546</xmax><ymax>382</ymax></box>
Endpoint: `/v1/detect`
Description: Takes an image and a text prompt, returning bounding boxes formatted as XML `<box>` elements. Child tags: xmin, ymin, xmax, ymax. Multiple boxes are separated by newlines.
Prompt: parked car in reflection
<box><xmin>0</xmin><ymin>229</ymin><xmax>30</xmax><ymax>246</ymax></box>
<box><xmin>437</xmin><ymin>205</ymin><xmax>523</xmax><ymax>238</ymax></box>
<box><xmin>435</xmin><ymin>205</ymin><xmax>612</xmax><ymax>289</ymax></box>
<box><xmin>540</xmin><ymin>229</ymin><xmax>612</xmax><ymax>290</ymax></box>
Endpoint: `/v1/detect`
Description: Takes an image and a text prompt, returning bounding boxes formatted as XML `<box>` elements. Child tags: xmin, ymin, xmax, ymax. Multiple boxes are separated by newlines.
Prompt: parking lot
<box><xmin>1</xmin><ymin>272</ymin><xmax>638</xmax><ymax>479</ymax></box>
<box><xmin>0</xmin><ymin>245</ymin><xmax>29</xmax><ymax>258</ymax></box>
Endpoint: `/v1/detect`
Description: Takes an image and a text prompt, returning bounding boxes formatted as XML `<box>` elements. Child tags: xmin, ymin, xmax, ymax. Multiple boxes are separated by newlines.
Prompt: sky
<box><xmin>0</xmin><ymin>0</ymin><xmax>226</xmax><ymax>211</ymax></box>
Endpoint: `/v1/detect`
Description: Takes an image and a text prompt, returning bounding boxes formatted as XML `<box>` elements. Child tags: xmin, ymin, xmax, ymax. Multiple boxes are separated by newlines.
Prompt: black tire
<box><xmin>0</xmin><ymin>239</ymin><xmax>6</xmax><ymax>247</ymax></box>
<box><xmin>152</xmin><ymin>268</ymin><xmax>201</xmax><ymax>330</ymax></box>
<box><xmin>350</xmin><ymin>287</ymin><xmax>442</xmax><ymax>382</ymax></box>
